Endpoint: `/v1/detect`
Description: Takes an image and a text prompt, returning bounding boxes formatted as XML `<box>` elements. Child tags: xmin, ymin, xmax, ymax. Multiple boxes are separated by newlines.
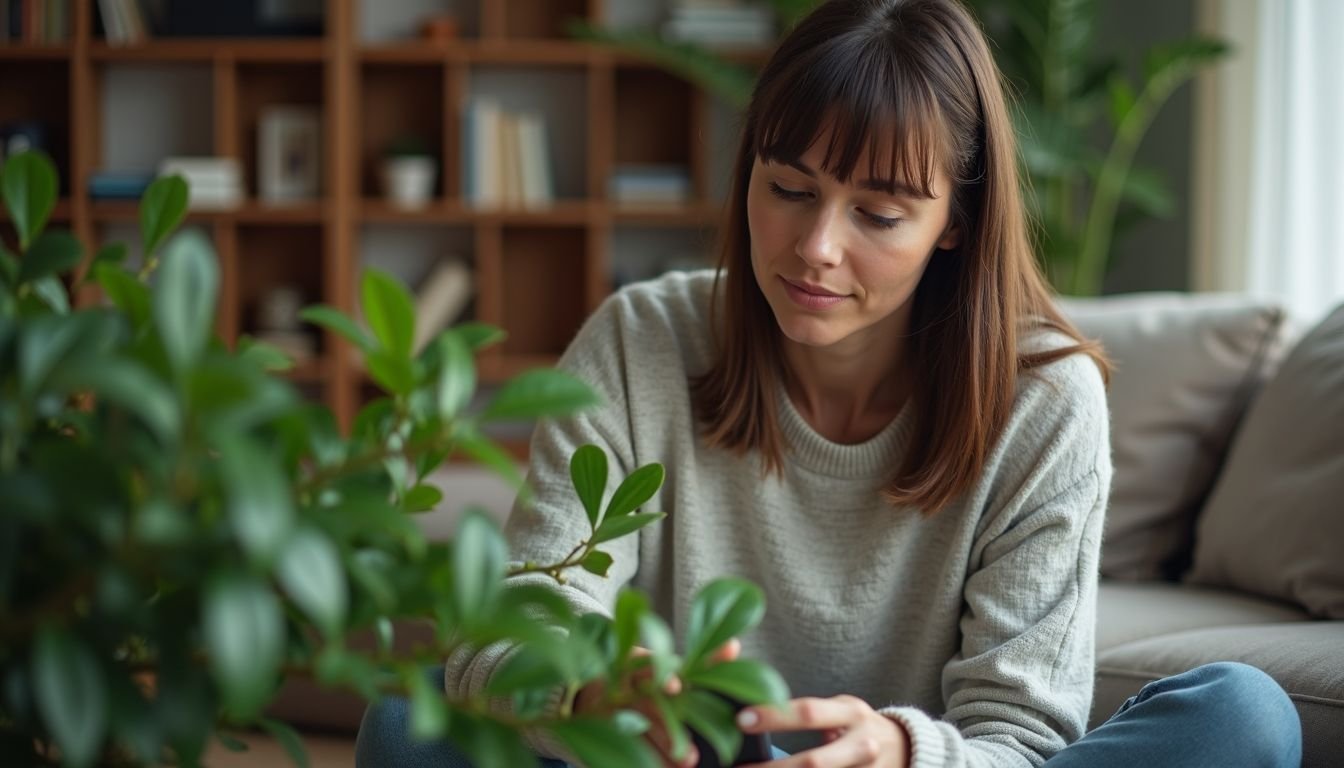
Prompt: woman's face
<box><xmin>746</xmin><ymin>129</ymin><xmax>960</xmax><ymax>353</ymax></box>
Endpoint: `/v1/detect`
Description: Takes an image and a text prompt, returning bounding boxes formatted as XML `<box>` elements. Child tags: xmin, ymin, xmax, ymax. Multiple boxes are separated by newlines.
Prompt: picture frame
<box><xmin>258</xmin><ymin>106</ymin><xmax>321</xmax><ymax>204</ymax></box>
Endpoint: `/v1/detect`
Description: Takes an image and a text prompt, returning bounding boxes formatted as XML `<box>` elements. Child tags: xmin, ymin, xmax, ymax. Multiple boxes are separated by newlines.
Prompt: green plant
<box><xmin>384</xmin><ymin>136</ymin><xmax>433</xmax><ymax>159</ymax></box>
<box><xmin>574</xmin><ymin>0</ymin><xmax>1227</xmax><ymax>296</ymax></box>
<box><xmin>0</xmin><ymin>150</ymin><xmax>787</xmax><ymax>767</ymax></box>
<box><xmin>966</xmin><ymin>0</ymin><xmax>1228</xmax><ymax>295</ymax></box>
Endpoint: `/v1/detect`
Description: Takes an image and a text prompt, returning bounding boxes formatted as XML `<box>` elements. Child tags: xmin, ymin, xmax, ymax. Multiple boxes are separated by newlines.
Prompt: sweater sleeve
<box><xmin>878</xmin><ymin>360</ymin><xmax>1111</xmax><ymax>768</ymax></box>
<box><xmin>443</xmin><ymin>292</ymin><xmax>646</xmax><ymax>761</ymax></box>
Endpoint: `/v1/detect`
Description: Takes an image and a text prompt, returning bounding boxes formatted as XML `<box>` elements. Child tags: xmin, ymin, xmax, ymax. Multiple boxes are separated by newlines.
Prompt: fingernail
<box><xmin>737</xmin><ymin>709</ymin><xmax>759</xmax><ymax>728</ymax></box>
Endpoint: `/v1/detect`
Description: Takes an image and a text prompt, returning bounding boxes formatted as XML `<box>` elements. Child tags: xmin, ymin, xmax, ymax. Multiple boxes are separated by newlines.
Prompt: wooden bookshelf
<box><xmin>0</xmin><ymin>0</ymin><xmax>761</xmax><ymax>438</ymax></box>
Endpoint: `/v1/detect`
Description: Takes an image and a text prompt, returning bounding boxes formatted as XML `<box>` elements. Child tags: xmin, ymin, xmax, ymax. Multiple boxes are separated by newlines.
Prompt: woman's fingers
<box><xmin>710</xmin><ymin>637</ymin><xmax>741</xmax><ymax>663</ymax></box>
<box><xmin>738</xmin><ymin>695</ymin><xmax>865</xmax><ymax>733</ymax></box>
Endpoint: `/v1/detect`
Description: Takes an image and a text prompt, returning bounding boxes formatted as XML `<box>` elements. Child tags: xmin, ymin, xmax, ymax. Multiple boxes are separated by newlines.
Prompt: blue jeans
<box><xmin>355</xmin><ymin>662</ymin><xmax>1300</xmax><ymax>767</ymax></box>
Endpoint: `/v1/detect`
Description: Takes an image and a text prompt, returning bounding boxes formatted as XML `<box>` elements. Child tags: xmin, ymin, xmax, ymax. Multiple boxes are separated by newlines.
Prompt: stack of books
<box><xmin>158</xmin><ymin>157</ymin><xmax>243</xmax><ymax>210</ymax></box>
<box><xmin>462</xmin><ymin>98</ymin><xmax>554</xmax><ymax>210</ymax></box>
<box><xmin>97</xmin><ymin>0</ymin><xmax>150</xmax><ymax>45</ymax></box>
<box><xmin>609</xmin><ymin>165</ymin><xmax>692</xmax><ymax>208</ymax></box>
<box><xmin>662</xmin><ymin>0</ymin><xmax>775</xmax><ymax>48</ymax></box>
<box><xmin>1</xmin><ymin>0</ymin><xmax>70</xmax><ymax>43</ymax></box>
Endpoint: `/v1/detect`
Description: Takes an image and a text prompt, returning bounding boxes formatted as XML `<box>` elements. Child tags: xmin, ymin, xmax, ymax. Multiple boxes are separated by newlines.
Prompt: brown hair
<box><xmin>690</xmin><ymin>0</ymin><xmax>1109</xmax><ymax>514</ymax></box>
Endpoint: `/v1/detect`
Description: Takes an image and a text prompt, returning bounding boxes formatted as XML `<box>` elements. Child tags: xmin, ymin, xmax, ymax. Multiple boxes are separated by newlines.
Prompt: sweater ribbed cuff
<box><xmin>877</xmin><ymin>706</ymin><xmax>949</xmax><ymax>768</ymax></box>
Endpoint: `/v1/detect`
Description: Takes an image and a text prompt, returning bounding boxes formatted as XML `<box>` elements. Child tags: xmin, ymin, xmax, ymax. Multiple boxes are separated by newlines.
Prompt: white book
<box><xmin>499</xmin><ymin>111</ymin><xmax>522</xmax><ymax>208</ymax></box>
<box><xmin>413</xmin><ymin>259</ymin><xmax>474</xmax><ymax>354</ymax></box>
<box><xmin>517</xmin><ymin>112</ymin><xmax>553</xmax><ymax>209</ymax></box>
<box><xmin>98</xmin><ymin>0</ymin><xmax>125</xmax><ymax>43</ymax></box>
<box><xmin>159</xmin><ymin>157</ymin><xmax>243</xmax><ymax>187</ymax></box>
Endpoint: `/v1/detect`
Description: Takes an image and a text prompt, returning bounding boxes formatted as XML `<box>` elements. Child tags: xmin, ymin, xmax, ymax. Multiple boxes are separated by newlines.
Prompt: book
<box><xmin>89</xmin><ymin>170</ymin><xmax>155</xmax><ymax>199</ymax></box>
<box><xmin>258</xmin><ymin>105</ymin><xmax>321</xmax><ymax>203</ymax></box>
<box><xmin>517</xmin><ymin>112</ymin><xmax>553</xmax><ymax>209</ymax></box>
<box><xmin>158</xmin><ymin>156</ymin><xmax>243</xmax><ymax>210</ymax></box>
<box><xmin>469</xmin><ymin>97</ymin><xmax>501</xmax><ymax>209</ymax></box>
<box><xmin>412</xmin><ymin>258</ymin><xmax>474</xmax><ymax>354</ymax></box>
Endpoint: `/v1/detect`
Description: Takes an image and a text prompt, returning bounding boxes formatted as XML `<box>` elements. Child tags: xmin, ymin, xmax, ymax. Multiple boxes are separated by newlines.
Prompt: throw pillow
<box><xmin>1058</xmin><ymin>294</ymin><xmax>1289</xmax><ymax>580</ymax></box>
<box><xmin>1188</xmin><ymin>302</ymin><xmax>1344</xmax><ymax>619</ymax></box>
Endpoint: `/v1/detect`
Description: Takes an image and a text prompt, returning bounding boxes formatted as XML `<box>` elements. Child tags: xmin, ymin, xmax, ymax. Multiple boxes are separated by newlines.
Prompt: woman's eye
<box><xmin>862</xmin><ymin>210</ymin><xmax>901</xmax><ymax>230</ymax></box>
<box><xmin>767</xmin><ymin>181</ymin><xmax>808</xmax><ymax>201</ymax></box>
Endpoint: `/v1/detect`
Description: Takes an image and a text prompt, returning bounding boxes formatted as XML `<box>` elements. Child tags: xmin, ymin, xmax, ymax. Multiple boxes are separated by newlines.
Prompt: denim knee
<box><xmin>1177</xmin><ymin>662</ymin><xmax>1301</xmax><ymax>765</ymax></box>
<box><xmin>355</xmin><ymin>694</ymin><xmax>476</xmax><ymax>768</ymax></box>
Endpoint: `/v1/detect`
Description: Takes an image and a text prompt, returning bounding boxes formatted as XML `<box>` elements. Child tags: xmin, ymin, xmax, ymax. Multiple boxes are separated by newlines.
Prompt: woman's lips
<box><xmin>781</xmin><ymin>276</ymin><xmax>848</xmax><ymax>310</ymax></box>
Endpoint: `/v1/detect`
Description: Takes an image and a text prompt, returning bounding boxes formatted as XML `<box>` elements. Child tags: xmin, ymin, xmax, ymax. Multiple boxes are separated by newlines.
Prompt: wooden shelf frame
<box><xmin>0</xmin><ymin>0</ymin><xmax>770</xmax><ymax>435</ymax></box>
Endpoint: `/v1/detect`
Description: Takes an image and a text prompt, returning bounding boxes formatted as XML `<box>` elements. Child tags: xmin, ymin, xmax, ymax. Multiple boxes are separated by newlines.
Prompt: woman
<box><xmin>359</xmin><ymin>0</ymin><xmax>1301</xmax><ymax>765</ymax></box>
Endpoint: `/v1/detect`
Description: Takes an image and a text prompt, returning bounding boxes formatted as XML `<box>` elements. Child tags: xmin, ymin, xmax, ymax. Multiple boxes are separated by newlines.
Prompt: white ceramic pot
<box><xmin>382</xmin><ymin>156</ymin><xmax>437</xmax><ymax>209</ymax></box>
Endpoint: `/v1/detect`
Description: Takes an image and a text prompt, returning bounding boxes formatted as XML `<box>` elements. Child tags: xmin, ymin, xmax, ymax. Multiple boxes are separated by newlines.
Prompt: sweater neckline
<box><xmin>775</xmin><ymin>380</ymin><xmax>914</xmax><ymax>478</ymax></box>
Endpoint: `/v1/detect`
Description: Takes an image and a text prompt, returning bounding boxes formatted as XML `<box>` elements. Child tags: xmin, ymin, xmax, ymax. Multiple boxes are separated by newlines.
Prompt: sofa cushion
<box><xmin>1096</xmin><ymin>581</ymin><xmax>1308</xmax><ymax>652</ymax></box>
<box><xmin>1092</xmin><ymin>623</ymin><xmax>1344</xmax><ymax>767</ymax></box>
<box><xmin>1058</xmin><ymin>294</ymin><xmax>1288</xmax><ymax>580</ymax></box>
<box><xmin>1188</xmin><ymin>302</ymin><xmax>1344</xmax><ymax>618</ymax></box>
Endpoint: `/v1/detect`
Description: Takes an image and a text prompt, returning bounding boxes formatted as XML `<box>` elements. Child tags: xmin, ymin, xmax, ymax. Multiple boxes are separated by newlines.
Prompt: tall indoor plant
<box><xmin>0</xmin><ymin>151</ymin><xmax>786</xmax><ymax>767</ymax></box>
<box><xmin>574</xmin><ymin>0</ymin><xmax>1227</xmax><ymax>296</ymax></box>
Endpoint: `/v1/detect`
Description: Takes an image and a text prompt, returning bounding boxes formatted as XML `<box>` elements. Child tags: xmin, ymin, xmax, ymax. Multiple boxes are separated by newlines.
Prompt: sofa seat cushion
<box><xmin>1097</xmin><ymin>580</ymin><xmax>1308</xmax><ymax>652</ymax></box>
<box><xmin>1092</xmin><ymin>622</ymin><xmax>1344</xmax><ymax>767</ymax></box>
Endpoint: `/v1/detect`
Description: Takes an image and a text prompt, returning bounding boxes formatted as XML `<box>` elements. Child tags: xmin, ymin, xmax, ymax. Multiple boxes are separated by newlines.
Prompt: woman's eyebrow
<box><xmin>783</xmin><ymin>158</ymin><xmax>931</xmax><ymax>199</ymax></box>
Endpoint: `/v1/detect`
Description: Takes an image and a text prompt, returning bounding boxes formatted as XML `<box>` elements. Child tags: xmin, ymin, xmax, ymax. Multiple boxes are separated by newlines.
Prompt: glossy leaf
<box><xmin>453</xmin><ymin>321</ymin><xmax>507</xmax><ymax>351</ymax></box>
<box><xmin>220</xmin><ymin>439</ymin><xmax>294</xmax><ymax>562</ymax></box>
<box><xmin>580</xmin><ymin>550</ymin><xmax>614</xmax><ymax>578</ymax></box>
<box><xmin>654</xmin><ymin>695</ymin><xmax>692</xmax><ymax>762</ymax></box>
<box><xmin>30</xmin><ymin>275</ymin><xmax>69</xmax><ymax>313</ymax></box>
<box><xmin>153</xmin><ymin>230</ymin><xmax>218</xmax><ymax>376</ymax></box>
<box><xmin>404</xmin><ymin>483</ymin><xmax>443</xmax><ymax>513</ymax></box>
<box><xmin>570</xmin><ymin>444</ymin><xmax>608</xmax><ymax>528</ymax></box>
<box><xmin>456</xmin><ymin>429</ymin><xmax>526</xmax><ymax>494</ymax></box>
<box><xmin>448</xmin><ymin>713</ymin><xmax>537</xmax><ymax>768</ymax></box>
<box><xmin>95</xmin><ymin>264</ymin><xmax>151</xmax><ymax>328</ymax></box>
<box><xmin>2</xmin><ymin>151</ymin><xmax>57</xmax><ymax>250</ymax></box>
<box><xmin>18</xmin><ymin>230</ymin><xmax>81</xmax><ymax>285</ymax></box>
<box><xmin>639</xmin><ymin>612</ymin><xmax>679</xmax><ymax>688</ymax></box>
<box><xmin>258</xmin><ymin>718</ymin><xmax>310</xmax><ymax>768</ymax></box>
<box><xmin>676</xmin><ymin>690</ymin><xmax>739</xmax><ymax>766</ymax></box>
<box><xmin>550</xmin><ymin>717</ymin><xmax>661</xmax><ymax>768</ymax></box>
<box><xmin>86</xmin><ymin>242</ymin><xmax>128</xmax><ymax>276</ymax></box>
<box><xmin>433</xmin><ymin>330</ymin><xmax>475</xmax><ymax>419</ymax></box>
<box><xmin>238</xmin><ymin>336</ymin><xmax>296</xmax><ymax>372</ymax></box>
<box><xmin>203</xmin><ymin>574</ymin><xmax>284</xmax><ymax>718</ymax></box>
<box><xmin>32</xmin><ymin>627</ymin><xmax>108</xmax><ymax>768</ymax></box>
<box><xmin>74</xmin><ymin>359</ymin><xmax>179</xmax><ymax>442</ymax></box>
<box><xmin>452</xmin><ymin>509</ymin><xmax>507</xmax><ymax>627</ymax></box>
<box><xmin>300</xmin><ymin>305</ymin><xmax>375</xmax><ymax>352</ymax></box>
<box><xmin>684</xmin><ymin>579</ymin><xmax>766</xmax><ymax>669</ymax></box>
<box><xmin>366</xmin><ymin>348</ymin><xmax>415</xmax><ymax>395</ymax></box>
<box><xmin>612</xmin><ymin>590</ymin><xmax>648</xmax><ymax>662</ymax></box>
<box><xmin>405</xmin><ymin>666</ymin><xmax>449</xmax><ymax>740</ymax></box>
<box><xmin>591</xmin><ymin>511</ymin><xmax>664</xmax><ymax>545</ymax></box>
<box><xmin>361</xmin><ymin>269</ymin><xmax>415</xmax><ymax>358</ymax></box>
<box><xmin>485</xmin><ymin>646</ymin><xmax>566</xmax><ymax>696</ymax></box>
<box><xmin>139</xmin><ymin>175</ymin><xmax>189</xmax><ymax>256</ymax></box>
<box><xmin>604</xmin><ymin>463</ymin><xmax>663</xmax><ymax>518</ymax></box>
<box><xmin>683</xmin><ymin>659</ymin><xmax>790</xmax><ymax>708</ymax></box>
<box><xmin>276</xmin><ymin>527</ymin><xmax>347</xmax><ymax>637</ymax></box>
<box><xmin>481</xmin><ymin>368</ymin><xmax>600</xmax><ymax>422</ymax></box>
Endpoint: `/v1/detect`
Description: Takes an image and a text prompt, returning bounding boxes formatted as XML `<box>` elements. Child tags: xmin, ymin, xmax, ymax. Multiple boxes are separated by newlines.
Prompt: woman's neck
<box><xmin>782</xmin><ymin>335</ymin><xmax>909</xmax><ymax>445</ymax></box>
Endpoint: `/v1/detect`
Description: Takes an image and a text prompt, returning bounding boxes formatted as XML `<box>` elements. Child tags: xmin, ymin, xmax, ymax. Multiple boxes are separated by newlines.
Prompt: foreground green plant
<box><xmin>0</xmin><ymin>151</ymin><xmax>786</xmax><ymax>767</ymax></box>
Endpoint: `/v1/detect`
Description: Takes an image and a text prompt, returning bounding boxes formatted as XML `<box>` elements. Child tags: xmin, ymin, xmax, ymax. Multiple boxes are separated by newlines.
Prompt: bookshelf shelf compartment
<box><xmin>0</xmin><ymin>60</ymin><xmax>72</xmax><ymax>194</ymax></box>
<box><xmin>0</xmin><ymin>45</ymin><xmax>73</xmax><ymax>60</ymax></box>
<box><xmin>496</xmin><ymin>0</ymin><xmax>587</xmax><ymax>41</ymax></box>
<box><xmin>359</xmin><ymin>62</ymin><xmax>446</xmax><ymax>201</ymax></box>
<box><xmin>494</xmin><ymin>225</ymin><xmax>588</xmax><ymax>361</ymax></box>
<box><xmin>237</xmin><ymin>61</ymin><xmax>326</xmax><ymax>200</ymax></box>
<box><xmin>89</xmin><ymin>40</ymin><xmax>325</xmax><ymax>63</ymax></box>
<box><xmin>238</xmin><ymin>224</ymin><xmax>327</xmax><ymax>360</ymax></box>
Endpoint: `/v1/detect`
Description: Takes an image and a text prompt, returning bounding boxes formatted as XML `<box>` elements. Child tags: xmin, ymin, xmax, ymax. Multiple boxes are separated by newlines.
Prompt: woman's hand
<box><xmin>572</xmin><ymin>638</ymin><xmax>743</xmax><ymax>767</ymax></box>
<box><xmin>737</xmin><ymin>695</ymin><xmax>910</xmax><ymax>768</ymax></box>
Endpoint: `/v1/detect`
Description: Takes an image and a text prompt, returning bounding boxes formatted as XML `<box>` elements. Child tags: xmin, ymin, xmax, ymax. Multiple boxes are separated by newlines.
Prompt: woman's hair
<box><xmin>690</xmin><ymin>0</ymin><xmax>1109</xmax><ymax>514</ymax></box>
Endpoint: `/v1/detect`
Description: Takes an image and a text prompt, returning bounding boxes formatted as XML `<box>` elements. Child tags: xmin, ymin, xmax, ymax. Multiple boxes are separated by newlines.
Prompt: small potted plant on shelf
<box><xmin>382</xmin><ymin>136</ymin><xmax>437</xmax><ymax>210</ymax></box>
<box><xmin>0</xmin><ymin>150</ymin><xmax>787</xmax><ymax>767</ymax></box>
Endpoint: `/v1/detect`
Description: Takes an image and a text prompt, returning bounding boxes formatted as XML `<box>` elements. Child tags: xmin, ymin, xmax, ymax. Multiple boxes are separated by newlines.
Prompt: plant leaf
<box><xmin>404</xmin><ymin>666</ymin><xmax>449</xmax><ymax>740</ymax></box>
<box><xmin>300</xmin><ymin>304</ymin><xmax>375</xmax><ymax>352</ymax></box>
<box><xmin>258</xmin><ymin>718</ymin><xmax>310</xmax><ymax>768</ymax></box>
<box><xmin>203</xmin><ymin>574</ymin><xmax>284</xmax><ymax>718</ymax></box>
<box><xmin>276</xmin><ymin>527</ymin><xmax>347</xmax><ymax>638</ymax></box>
<box><xmin>139</xmin><ymin>175</ymin><xmax>189</xmax><ymax>256</ymax></box>
<box><xmin>404</xmin><ymin>483</ymin><xmax>443</xmax><ymax>512</ymax></box>
<box><xmin>220</xmin><ymin>438</ymin><xmax>294</xmax><ymax>562</ymax></box>
<box><xmin>2</xmin><ymin>151</ymin><xmax>58</xmax><ymax>250</ymax></box>
<box><xmin>456</xmin><ymin>429</ymin><xmax>526</xmax><ymax>494</ymax></box>
<box><xmin>361</xmin><ymin>269</ymin><xmax>415</xmax><ymax>358</ymax></box>
<box><xmin>569</xmin><ymin>444</ymin><xmax>608</xmax><ymax>528</ymax></box>
<box><xmin>485</xmin><ymin>646</ymin><xmax>567</xmax><ymax>696</ymax></box>
<box><xmin>683</xmin><ymin>659</ymin><xmax>790</xmax><ymax>708</ymax></box>
<box><xmin>580</xmin><ymin>550</ymin><xmax>614</xmax><ymax>577</ymax></box>
<box><xmin>32</xmin><ymin>627</ymin><xmax>108</xmax><ymax>768</ymax></box>
<box><xmin>153</xmin><ymin>229</ymin><xmax>218</xmax><ymax>376</ymax></box>
<box><xmin>95</xmin><ymin>264</ymin><xmax>151</xmax><ymax>328</ymax></box>
<box><xmin>30</xmin><ymin>275</ymin><xmax>69</xmax><ymax>313</ymax></box>
<box><xmin>639</xmin><ymin>612</ymin><xmax>679</xmax><ymax>688</ymax></box>
<box><xmin>238</xmin><ymin>336</ymin><xmax>296</xmax><ymax>372</ymax></box>
<box><xmin>452</xmin><ymin>509</ymin><xmax>507</xmax><ymax>628</ymax></box>
<box><xmin>591</xmin><ymin>511</ymin><xmax>664</xmax><ymax>545</ymax></box>
<box><xmin>676</xmin><ymin>690</ymin><xmax>740</xmax><ymax>766</ymax></box>
<box><xmin>684</xmin><ymin>579</ymin><xmax>766</xmax><ymax>669</ymax></box>
<box><xmin>453</xmin><ymin>321</ymin><xmax>507</xmax><ymax>351</ymax></box>
<box><xmin>481</xmin><ymin>369</ymin><xmax>600</xmax><ymax>422</ymax></box>
<box><xmin>549</xmin><ymin>718</ymin><xmax>661</xmax><ymax>768</ymax></box>
<box><xmin>433</xmin><ymin>329</ymin><xmax>475</xmax><ymax>419</ymax></box>
<box><xmin>604</xmin><ymin>463</ymin><xmax>664</xmax><ymax>518</ymax></box>
<box><xmin>447</xmin><ymin>712</ymin><xmax>537</xmax><ymax>768</ymax></box>
<box><xmin>366</xmin><ymin>347</ymin><xmax>415</xmax><ymax>395</ymax></box>
<box><xmin>612</xmin><ymin>590</ymin><xmax>648</xmax><ymax>663</ymax></box>
<box><xmin>18</xmin><ymin>230</ymin><xmax>81</xmax><ymax>284</ymax></box>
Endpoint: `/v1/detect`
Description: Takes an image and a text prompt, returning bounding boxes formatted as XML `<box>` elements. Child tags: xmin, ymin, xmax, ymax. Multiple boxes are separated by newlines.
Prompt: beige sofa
<box><xmin>1064</xmin><ymin>295</ymin><xmax>1344</xmax><ymax>768</ymax></box>
<box><xmin>270</xmin><ymin>296</ymin><xmax>1344</xmax><ymax>767</ymax></box>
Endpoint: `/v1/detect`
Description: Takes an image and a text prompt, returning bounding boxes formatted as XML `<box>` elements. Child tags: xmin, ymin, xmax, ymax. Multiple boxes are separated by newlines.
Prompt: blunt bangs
<box><xmin>753</xmin><ymin>32</ymin><xmax>950</xmax><ymax>200</ymax></box>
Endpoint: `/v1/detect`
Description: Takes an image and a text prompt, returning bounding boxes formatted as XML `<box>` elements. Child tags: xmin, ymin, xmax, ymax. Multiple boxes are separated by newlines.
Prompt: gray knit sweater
<box><xmin>445</xmin><ymin>270</ymin><xmax>1112</xmax><ymax>768</ymax></box>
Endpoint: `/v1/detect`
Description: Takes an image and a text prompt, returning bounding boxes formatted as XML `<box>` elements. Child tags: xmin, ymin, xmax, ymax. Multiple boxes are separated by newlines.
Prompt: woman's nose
<box><xmin>795</xmin><ymin>205</ymin><xmax>844</xmax><ymax>268</ymax></box>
